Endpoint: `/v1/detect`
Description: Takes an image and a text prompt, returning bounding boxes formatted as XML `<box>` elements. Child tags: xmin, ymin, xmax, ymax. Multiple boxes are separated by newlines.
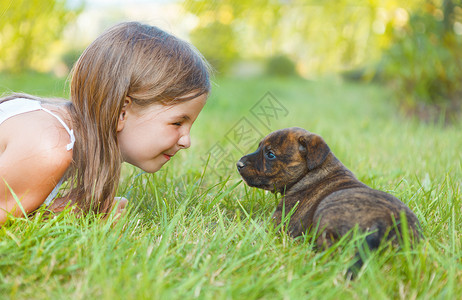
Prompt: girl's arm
<box><xmin>46</xmin><ymin>197</ymin><xmax>128</xmax><ymax>220</ymax></box>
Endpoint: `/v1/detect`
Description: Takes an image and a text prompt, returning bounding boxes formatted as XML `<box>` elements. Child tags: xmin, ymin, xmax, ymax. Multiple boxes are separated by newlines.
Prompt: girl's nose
<box><xmin>178</xmin><ymin>133</ymin><xmax>191</xmax><ymax>149</ymax></box>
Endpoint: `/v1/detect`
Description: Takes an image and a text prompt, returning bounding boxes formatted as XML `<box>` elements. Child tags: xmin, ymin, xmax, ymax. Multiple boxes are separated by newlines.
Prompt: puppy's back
<box><xmin>314</xmin><ymin>186</ymin><xmax>421</xmax><ymax>242</ymax></box>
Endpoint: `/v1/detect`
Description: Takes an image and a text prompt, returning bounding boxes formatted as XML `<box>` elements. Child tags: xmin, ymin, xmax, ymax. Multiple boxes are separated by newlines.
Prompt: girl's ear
<box><xmin>117</xmin><ymin>97</ymin><xmax>132</xmax><ymax>132</ymax></box>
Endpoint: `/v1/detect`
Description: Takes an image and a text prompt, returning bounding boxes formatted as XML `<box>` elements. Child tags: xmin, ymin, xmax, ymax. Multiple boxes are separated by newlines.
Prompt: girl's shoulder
<box><xmin>0</xmin><ymin>105</ymin><xmax>73</xmax><ymax>168</ymax></box>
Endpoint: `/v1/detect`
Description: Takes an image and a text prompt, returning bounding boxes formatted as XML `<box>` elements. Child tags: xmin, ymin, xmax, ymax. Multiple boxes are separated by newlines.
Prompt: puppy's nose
<box><xmin>236</xmin><ymin>160</ymin><xmax>245</xmax><ymax>171</ymax></box>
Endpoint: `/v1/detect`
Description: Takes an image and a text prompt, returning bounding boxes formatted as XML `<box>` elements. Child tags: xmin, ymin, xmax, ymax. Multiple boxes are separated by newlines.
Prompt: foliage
<box><xmin>264</xmin><ymin>54</ymin><xmax>297</xmax><ymax>77</ymax></box>
<box><xmin>0</xmin><ymin>73</ymin><xmax>461</xmax><ymax>298</ymax></box>
<box><xmin>189</xmin><ymin>21</ymin><xmax>239</xmax><ymax>74</ymax></box>
<box><xmin>183</xmin><ymin>0</ymin><xmax>426</xmax><ymax>77</ymax></box>
<box><xmin>185</xmin><ymin>0</ymin><xmax>283</xmax><ymax>74</ymax></box>
<box><xmin>380</xmin><ymin>1</ymin><xmax>462</xmax><ymax>122</ymax></box>
<box><xmin>0</xmin><ymin>0</ymin><xmax>83</xmax><ymax>73</ymax></box>
<box><xmin>61</xmin><ymin>47</ymin><xmax>84</xmax><ymax>71</ymax></box>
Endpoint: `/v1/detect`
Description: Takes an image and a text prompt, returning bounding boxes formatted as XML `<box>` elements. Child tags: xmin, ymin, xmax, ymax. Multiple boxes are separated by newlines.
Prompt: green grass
<box><xmin>0</xmin><ymin>71</ymin><xmax>69</xmax><ymax>98</ymax></box>
<box><xmin>1</xmin><ymin>73</ymin><xmax>461</xmax><ymax>299</ymax></box>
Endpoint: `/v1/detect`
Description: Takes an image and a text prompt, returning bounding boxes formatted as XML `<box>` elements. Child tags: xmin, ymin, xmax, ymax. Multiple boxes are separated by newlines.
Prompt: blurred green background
<box><xmin>0</xmin><ymin>0</ymin><xmax>461</xmax><ymax>122</ymax></box>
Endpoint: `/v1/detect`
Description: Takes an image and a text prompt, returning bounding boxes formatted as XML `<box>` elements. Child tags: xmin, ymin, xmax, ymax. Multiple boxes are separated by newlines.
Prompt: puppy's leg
<box><xmin>315</xmin><ymin>220</ymin><xmax>385</xmax><ymax>279</ymax></box>
<box><xmin>347</xmin><ymin>224</ymin><xmax>382</xmax><ymax>278</ymax></box>
<box><xmin>315</xmin><ymin>229</ymin><xmax>338</xmax><ymax>250</ymax></box>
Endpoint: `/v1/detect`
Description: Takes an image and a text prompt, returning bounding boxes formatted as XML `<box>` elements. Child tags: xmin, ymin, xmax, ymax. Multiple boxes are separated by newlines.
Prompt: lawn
<box><xmin>0</xmin><ymin>73</ymin><xmax>461</xmax><ymax>299</ymax></box>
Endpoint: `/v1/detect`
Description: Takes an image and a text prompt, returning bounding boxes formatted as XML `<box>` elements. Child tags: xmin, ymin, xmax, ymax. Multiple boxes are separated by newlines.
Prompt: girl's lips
<box><xmin>163</xmin><ymin>154</ymin><xmax>172</xmax><ymax>161</ymax></box>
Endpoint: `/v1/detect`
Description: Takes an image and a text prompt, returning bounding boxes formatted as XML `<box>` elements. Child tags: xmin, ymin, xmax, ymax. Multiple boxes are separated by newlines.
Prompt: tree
<box><xmin>183</xmin><ymin>0</ymin><xmax>426</xmax><ymax>76</ymax></box>
<box><xmin>0</xmin><ymin>0</ymin><xmax>83</xmax><ymax>72</ymax></box>
<box><xmin>380</xmin><ymin>0</ymin><xmax>462</xmax><ymax>122</ymax></box>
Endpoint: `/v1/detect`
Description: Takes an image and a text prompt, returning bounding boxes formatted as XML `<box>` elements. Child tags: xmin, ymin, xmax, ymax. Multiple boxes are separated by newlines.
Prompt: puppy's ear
<box><xmin>299</xmin><ymin>134</ymin><xmax>330</xmax><ymax>170</ymax></box>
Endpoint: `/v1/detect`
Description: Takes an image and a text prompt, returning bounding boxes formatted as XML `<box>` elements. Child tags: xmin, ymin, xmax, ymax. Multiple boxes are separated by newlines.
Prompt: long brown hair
<box><xmin>67</xmin><ymin>22</ymin><xmax>211</xmax><ymax>214</ymax></box>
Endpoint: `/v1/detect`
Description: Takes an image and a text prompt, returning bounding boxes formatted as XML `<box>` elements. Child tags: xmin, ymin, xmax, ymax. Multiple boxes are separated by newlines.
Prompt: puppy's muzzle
<box><xmin>236</xmin><ymin>160</ymin><xmax>245</xmax><ymax>171</ymax></box>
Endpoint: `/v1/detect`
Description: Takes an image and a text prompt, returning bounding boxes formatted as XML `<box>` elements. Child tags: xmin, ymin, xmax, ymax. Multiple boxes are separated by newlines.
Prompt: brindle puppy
<box><xmin>237</xmin><ymin>127</ymin><xmax>421</xmax><ymax>264</ymax></box>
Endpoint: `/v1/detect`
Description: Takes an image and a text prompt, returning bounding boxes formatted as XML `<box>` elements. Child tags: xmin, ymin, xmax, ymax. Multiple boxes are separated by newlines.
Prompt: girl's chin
<box><xmin>139</xmin><ymin>165</ymin><xmax>162</xmax><ymax>173</ymax></box>
<box><xmin>134</xmin><ymin>161</ymin><xmax>162</xmax><ymax>173</ymax></box>
<box><xmin>127</xmin><ymin>155</ymin><xmax>169</xmax><ymax>173</ymax></box>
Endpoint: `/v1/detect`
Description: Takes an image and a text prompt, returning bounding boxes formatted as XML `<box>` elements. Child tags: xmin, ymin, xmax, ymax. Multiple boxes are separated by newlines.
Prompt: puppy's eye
<box><xmin>265</xmin><ymin>151</ymin><xmax>276</xmax><ymax>160</ymax></box>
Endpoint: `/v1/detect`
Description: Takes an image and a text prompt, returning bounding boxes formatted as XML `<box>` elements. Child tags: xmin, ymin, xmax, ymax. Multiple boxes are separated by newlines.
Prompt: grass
<box><xmin>0</xmin><ymin>71</ymin><xmax>69</xmax><ymax>98</ymax></box>
<box><xmin>0</xmin><ymin>73</ymin><xmax>461</xmax><ymax>299</ymax></box>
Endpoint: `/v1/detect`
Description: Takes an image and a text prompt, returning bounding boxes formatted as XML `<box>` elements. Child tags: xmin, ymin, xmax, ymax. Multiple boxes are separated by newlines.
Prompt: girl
<box><xmin>0</xmin><ymin>22</ymin><xmax>211</xmax><ymax>225</ymax></box>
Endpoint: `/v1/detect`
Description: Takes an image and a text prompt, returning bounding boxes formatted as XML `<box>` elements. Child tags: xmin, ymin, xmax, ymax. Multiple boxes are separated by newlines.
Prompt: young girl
<box><xmin>0</xmin><ymin>22</ymin><xmax>211</xmax><ymax>225</ymax></box>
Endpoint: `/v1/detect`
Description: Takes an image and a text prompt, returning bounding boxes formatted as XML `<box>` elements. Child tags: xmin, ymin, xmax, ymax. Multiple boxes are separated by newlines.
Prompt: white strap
<box><xmin>40</xmin><ymin>107</ymin><xmax>75</xmax><ymax>150</ymax></box>
<box><xmin>43</xmin><ymin>176</ymin><xmax>65</xmax><ymax>206</ymax></box>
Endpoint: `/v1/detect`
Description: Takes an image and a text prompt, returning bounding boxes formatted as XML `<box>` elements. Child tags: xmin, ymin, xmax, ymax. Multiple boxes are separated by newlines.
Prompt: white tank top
<box><xmin>0</xmin><ymin>98</ymin><xmax>75</xmax><ymax>205</ymax></box>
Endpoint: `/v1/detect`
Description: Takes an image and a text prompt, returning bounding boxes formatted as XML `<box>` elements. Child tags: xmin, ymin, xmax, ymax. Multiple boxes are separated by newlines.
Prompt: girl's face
<box><xmin>117</xmin><ymin>93</ymin><xmax>207</xmax><ymax>173</ymax></box>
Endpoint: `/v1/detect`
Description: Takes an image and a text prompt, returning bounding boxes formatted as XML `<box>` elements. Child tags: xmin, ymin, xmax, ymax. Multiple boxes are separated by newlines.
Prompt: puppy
<box><xmin>237</xmin><ymin>127</ymin><xmax>421</xmax><ymax>265</ymax></box>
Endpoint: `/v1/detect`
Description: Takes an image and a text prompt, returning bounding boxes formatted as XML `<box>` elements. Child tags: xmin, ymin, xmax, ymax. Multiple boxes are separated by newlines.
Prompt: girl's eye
<box><xmin>172</xmin><ymin>122</ymin><xmax>182</xmax><ymax>126</ymax></box>
<box><xmin>266</xmin><ymin>151</ymin><xmax>276</xmax><ymax>160</ymax></box>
